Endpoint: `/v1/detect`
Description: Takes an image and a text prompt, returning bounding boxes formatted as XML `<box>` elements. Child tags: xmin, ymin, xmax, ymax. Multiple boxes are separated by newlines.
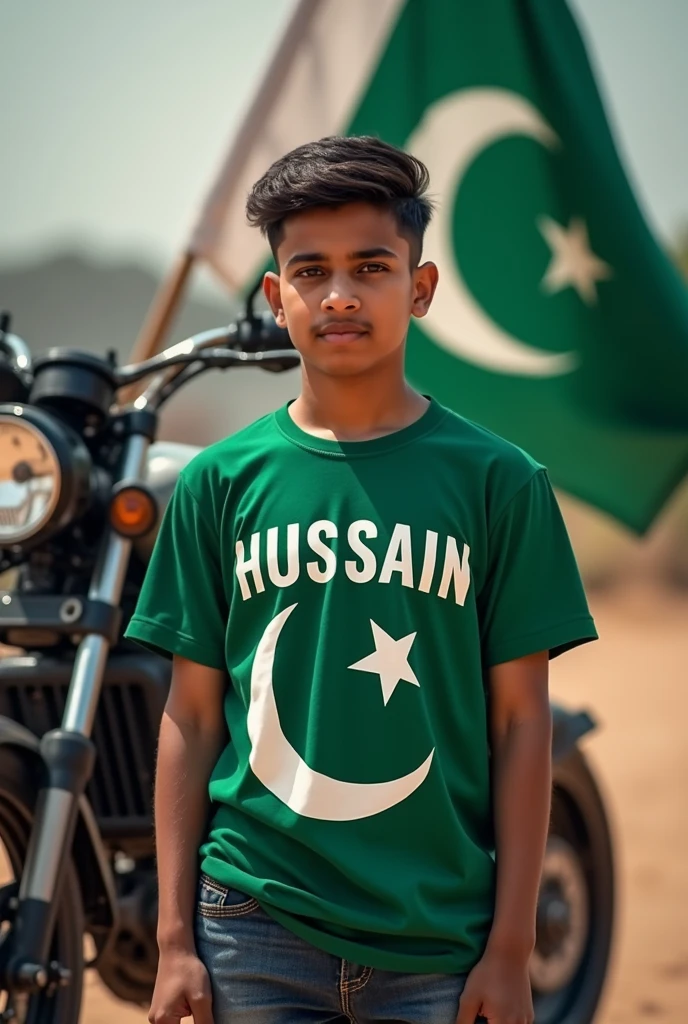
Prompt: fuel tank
<box><xmin>134</xmin><ymin>441</ymin><xmax>202</xmax><ymax>562</ymax></box>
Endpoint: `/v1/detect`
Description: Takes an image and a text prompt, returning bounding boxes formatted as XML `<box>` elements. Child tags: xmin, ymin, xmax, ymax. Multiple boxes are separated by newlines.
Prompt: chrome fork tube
<box><xmin>62</xmin><ymin>434</ymin><xmax>149</xmax><ymax>735</ymax></box>
<box><xmin>19</xmin><ymin>434</ymin><xmax>150</xmax><ymax>917</ymax></box>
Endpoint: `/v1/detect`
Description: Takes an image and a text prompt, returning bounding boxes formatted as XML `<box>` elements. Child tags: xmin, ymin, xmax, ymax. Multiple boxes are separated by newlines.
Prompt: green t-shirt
<box><xmin>126</xmin><ymin>398</ymin><xmax>597</xmax><ymax>973</ymax></box>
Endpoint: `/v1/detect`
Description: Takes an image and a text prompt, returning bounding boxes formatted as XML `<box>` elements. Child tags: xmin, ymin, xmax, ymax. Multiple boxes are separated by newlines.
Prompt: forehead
<box><xmin>277</xmin><ymin>202</ymin><xmax>410</xmax><ymax>261</ymax></box>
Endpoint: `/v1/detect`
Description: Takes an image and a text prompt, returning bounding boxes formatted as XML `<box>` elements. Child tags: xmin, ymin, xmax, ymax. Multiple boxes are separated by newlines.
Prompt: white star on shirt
<box><xmin>348</xmin><ymin>620</ymin><xmax>420</xmax><ymax>706</ymax></box>
<box><xmin>538</xmin><ymin>215</ymin><xmax>613</xmax><ymax>305</ymax></box>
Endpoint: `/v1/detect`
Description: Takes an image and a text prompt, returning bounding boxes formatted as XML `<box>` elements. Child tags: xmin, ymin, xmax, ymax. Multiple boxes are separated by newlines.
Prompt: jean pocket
<box><xmin>197</xmin><ymin>874</ymin><xmax>260</xmax><ymax>919</ymax></box>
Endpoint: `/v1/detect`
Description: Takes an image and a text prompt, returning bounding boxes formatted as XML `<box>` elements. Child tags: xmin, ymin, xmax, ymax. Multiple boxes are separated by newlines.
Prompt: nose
<box><xmin>321</xmin><ymin>283</ymin><xmax>361</xmax><ymax>315</ymax></box>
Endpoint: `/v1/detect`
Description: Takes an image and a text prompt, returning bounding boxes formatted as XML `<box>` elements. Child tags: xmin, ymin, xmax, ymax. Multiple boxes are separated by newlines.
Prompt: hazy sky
<box><xmin>2</xmin><ymin>0</ymin><xmax>687</xmax><ymax>277</ymax></box>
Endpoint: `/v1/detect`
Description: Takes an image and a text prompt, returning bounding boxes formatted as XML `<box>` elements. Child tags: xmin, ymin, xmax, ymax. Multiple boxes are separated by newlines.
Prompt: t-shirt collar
<box><xmin>274</xmin><ymin>397</ymin><xmax>446</xmax><ymax>458</ymax></box>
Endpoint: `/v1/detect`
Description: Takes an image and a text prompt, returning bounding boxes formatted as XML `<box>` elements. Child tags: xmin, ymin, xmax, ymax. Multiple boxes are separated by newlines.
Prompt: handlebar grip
<box><xmin>229</xmin><ymin>312</ymin><xmax>294</xmax><ymax>353</ymax></box>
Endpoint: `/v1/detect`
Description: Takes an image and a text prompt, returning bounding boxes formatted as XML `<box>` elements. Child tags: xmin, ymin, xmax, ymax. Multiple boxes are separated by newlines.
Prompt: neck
<box><xmin>290</xmin><ymin>356</ymin><xmax>429</xmax><ymax>442</ymax></box>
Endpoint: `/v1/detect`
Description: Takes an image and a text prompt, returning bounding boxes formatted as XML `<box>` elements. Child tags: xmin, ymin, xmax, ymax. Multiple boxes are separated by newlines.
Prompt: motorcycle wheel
<box><xmin>0</xmin><ymin>745</ymin><xmax>84</xmax><ymax>1024</ymax></box>
<box><xmin>531</xmin><ymin>747</ymin><xmax>615</xmax><ymax>1024</ymax></box>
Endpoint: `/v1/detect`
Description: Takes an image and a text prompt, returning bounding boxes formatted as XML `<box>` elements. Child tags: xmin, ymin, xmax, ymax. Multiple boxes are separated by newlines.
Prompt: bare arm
<box><xmin>487</xmin><ymin>649</ymin><xmax>552</xmax><ymax>955</ymax></box>
<box><xmin>150</xmin><ymin>655</ymin><xmax>227</xmax><ymax>1024</ymax></box>
<box><xmin>457</xmin><ymin>650</ymin><xmax>552</xmax><ymax>1024</ymax></box>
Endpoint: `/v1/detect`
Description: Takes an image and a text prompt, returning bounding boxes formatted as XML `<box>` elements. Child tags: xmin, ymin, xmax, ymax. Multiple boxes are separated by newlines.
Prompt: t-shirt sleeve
<box><xmin>124</xmin><ymin>474</ymin><xmax>228</xmax><ymax>669</ymax></box>
<box><xmin>478</xmin><ymin>468</ymin><xmax>598</xmax><ymax>667</ymax></box>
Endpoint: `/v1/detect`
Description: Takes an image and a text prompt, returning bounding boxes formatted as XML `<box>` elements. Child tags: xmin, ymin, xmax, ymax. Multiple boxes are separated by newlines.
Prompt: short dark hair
<box><xmin>246</xmin><ymin>135</ymin><xmax>433</xmax><ymax>266</ymax></box>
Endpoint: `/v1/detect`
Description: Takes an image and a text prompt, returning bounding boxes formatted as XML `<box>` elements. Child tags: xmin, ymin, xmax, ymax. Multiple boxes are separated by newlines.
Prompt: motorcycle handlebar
<box><xmin>115</xmin><ymin>314</ymin><xmax>300</xmax><ymax>407</ymax></box>
<box><xmin>0</xmin><ymin>310</ymin><xmax>300</xmax><ymax>411</ymax></box>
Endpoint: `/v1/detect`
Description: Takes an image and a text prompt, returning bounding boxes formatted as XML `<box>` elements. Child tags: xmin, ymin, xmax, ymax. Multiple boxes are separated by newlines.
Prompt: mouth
<box><xmin>316</xmin><ymin>322</ymin><xmax>369</xmax><ymax>344</ymax></box>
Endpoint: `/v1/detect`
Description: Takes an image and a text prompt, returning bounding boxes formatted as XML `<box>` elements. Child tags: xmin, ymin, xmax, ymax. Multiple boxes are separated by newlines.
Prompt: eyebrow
<box><xmin>285</xmin><ymin>247</ymin><xmax>400</xmax><ymax>268</ymax></box>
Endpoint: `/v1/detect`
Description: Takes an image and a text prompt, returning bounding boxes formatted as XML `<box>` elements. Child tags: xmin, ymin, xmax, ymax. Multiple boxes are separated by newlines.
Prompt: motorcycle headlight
<box><xmin>0</xmin><ymin>405</ymin><xmax>91</xmax><ymax>547</ymax></box>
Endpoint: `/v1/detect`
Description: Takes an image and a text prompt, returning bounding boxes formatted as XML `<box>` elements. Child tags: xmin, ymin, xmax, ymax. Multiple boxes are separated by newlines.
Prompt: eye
<box><xmin>294</xmin><ymin>266</ymin><xmax>324</xmax><ymax>277</ymax></box>
<box><xmin>359</xmin><ymin>263</ymin><xmax>388</xmax><ymax>273</ymax></box>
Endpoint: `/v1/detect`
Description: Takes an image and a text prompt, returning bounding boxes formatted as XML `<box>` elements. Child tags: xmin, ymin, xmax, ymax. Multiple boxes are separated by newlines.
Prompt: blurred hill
<box><xmin>0</xmin><ymin>251</ymin><xmax>230</xmax><ymax>359</ymax></box>
<box><xmin>0</xmin><ymin>250</ymin><xmax>686</xmax><ymax>589</ymax></box>
<box><xmin>0</xmin><ymin>251</ymin><xmax>298</xmax><ymax>446</ymax></box>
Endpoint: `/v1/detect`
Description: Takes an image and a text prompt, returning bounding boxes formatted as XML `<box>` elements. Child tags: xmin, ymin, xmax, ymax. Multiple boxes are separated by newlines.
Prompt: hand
<box><xmin>456</xmin><ymin>947</ymin><xmax>533</xmax><ymax>1024</ymax></box>
<box><xmin>148</xmin><ymin>947</ymin><xmax>214</xmax><ymax>1024</ymax></box>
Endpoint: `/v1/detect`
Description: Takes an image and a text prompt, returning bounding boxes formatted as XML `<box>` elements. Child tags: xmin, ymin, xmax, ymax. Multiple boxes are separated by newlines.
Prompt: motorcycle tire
<box><xmin>532</xmin><ymin>747</ymin><xmax>615</xmax><ymax>1024</ymax></box>
<box><xmin>0</xmin><ymin>744</ymin><xmax>84</xmax><ymax>1024</ymax></box>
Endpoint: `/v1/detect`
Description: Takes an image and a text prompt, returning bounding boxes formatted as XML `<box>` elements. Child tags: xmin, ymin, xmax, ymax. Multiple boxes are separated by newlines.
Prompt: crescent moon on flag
<box><xmin>407</xmin><ymin>88</ymin><xmax>577</xmax><ymax>377</ymax></box>
<box><xmin>247</xmin><ymin>603</ymin><xmax>434</xmax><ymax>821</ymax></box>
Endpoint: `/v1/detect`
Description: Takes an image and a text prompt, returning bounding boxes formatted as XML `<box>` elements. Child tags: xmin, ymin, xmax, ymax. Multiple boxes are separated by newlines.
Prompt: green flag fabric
<box><xmin>191</xmin><ymin>0</ymin><xmax>688</xmax><ymax>534</ymax></box>
<box><xmin>346</xmin><ymin>0</ymin><xmax>688</xmax><ymax>534</ymax></box>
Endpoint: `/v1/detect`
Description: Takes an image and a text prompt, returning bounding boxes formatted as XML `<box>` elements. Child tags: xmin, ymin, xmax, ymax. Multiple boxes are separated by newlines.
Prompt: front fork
<box><xmin>4</xmin><ymin>433</ymin><xmax>151</xmax><ymax>996</ymax></box>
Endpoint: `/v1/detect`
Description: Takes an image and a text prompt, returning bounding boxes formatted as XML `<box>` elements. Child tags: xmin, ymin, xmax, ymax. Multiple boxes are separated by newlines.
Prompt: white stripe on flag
<box><xmin>189</xmin><ymin>0</ymin><xmax>405</xmax><ymax>292</ymax></box>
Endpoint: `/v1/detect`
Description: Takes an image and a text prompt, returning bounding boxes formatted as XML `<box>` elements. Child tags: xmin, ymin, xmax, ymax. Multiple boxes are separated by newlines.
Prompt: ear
<box><xmin>263</xmin><ymin>271</ymin><xmax>287</xmax><ymax>328</ymax></box>
<box><xmin>411</xmin><ymin>262</ymin><xmax>439</xmax><ymax>319</ymax></box>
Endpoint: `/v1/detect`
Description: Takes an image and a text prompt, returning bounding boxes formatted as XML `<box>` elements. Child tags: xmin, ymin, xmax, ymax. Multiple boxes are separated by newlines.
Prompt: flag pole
<box><xmin>126</xmin><ymin>0</ymin><xmax>319</xmax><ymax>366</ymax></box>
<box><xmin>126</xmin><ymin>249</ymin><xmax>195</xmax><ymax>364</ymax></box>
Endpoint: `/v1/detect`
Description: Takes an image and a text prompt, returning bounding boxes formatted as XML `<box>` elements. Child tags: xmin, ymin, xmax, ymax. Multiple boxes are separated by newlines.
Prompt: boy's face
<box><xmin>263</xmin><ymin>202</ymin><xmax>438</xmax><ymax>378</ymax></box>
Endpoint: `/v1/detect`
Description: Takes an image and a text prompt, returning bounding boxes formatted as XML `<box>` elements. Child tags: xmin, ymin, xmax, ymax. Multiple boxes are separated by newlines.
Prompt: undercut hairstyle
<box><xmin>246</xmin><ymin>135</ymin><xmax>433</xmax><ymax>267</ymax></box>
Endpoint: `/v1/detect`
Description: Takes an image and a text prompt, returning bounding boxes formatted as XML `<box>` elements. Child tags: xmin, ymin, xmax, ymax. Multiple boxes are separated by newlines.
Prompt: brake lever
<box><xmin>203</xmin><ymin>347</ymin><xmax>300</xmax><ymax>372</ymax></box>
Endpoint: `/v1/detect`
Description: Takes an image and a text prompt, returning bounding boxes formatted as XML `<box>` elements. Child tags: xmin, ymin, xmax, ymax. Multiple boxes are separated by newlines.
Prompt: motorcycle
<box><xmin>0</xmin><ymin>300</ymin><xmax>614</xmax><ymax>1023</ymax></box>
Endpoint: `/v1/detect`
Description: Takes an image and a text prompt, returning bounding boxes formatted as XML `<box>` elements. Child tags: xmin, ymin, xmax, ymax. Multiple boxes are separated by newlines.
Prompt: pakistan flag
<box><xmin>190</xmin><ymin>0</ymin><xmax>688</xmax><ymax>534</ymax></box>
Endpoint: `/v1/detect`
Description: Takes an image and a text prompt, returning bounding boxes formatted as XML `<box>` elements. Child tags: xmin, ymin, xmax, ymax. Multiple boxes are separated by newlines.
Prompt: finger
<box><xmin>149</xmin><ymin>1013</ymin><xmax>184</xmax><ymax>1024</ymax></box>
<box><xmin>455</xmin><ymin>990</ymin><xmax>483</xmax><ymax>1024</ymax></box>
<box><xmin>189</xmin><ymin>992</ymin><xmax>214</xmax><ymax>1024</ymax></box>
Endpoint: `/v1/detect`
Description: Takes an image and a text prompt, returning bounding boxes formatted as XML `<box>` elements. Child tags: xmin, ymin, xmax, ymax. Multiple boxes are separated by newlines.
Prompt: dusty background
<box><xmin>79</xmin><ymin>581</ymin><xmax>688</xmax><ymax>1024</ymax></box>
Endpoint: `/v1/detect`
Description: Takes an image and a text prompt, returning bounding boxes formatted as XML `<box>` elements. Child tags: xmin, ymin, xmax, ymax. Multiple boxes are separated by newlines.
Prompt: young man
<box><xmin>126</xmin><ymin>135</ymin><xmax>597</xmax><ymax>1024</ymax></box>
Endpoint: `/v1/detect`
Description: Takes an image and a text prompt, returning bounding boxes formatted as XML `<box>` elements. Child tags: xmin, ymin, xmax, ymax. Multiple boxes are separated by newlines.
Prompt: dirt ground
<box><xmin>80</xmin><ymin>584</ymin><xmax>688</xmax><ymax>1023</ymax></box>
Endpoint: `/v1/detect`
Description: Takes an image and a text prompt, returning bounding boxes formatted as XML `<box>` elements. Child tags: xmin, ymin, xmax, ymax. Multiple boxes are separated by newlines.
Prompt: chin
<box><xmin>297</xmin><ymin>335</ymin><xmax>401</xmax><ymax>378</ymax></box>
<box><xmin>311</xmin><ymin>353</ymin><xmax>384</xmax><ymax>378</ymax></box>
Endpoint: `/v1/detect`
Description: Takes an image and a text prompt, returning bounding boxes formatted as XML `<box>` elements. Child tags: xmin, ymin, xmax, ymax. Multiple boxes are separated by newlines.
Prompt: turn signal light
<box><xmin>109</xmin><ymin>485</ymin><xmax>157</xmax><ymax>538</ymax></box>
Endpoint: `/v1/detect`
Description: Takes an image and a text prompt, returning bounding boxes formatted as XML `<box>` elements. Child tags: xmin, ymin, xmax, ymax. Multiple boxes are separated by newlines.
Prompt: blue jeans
<box><xmin>194</xmin><ymin>875</ymin><xmax>472</xmax><ymax>1024</ymax></box>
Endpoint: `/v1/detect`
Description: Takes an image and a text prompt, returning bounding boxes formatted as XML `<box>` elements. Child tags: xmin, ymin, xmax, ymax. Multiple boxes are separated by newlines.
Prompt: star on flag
<box><xmin>538</xmin><ymin>215</ymin><xmax>613</xmax><ymax>305</ymax></box>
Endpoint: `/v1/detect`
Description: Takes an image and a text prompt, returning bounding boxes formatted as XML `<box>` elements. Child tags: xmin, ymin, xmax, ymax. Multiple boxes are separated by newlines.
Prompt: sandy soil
<box><xmin>79</xmin><ymin>585</ymin><xmax>688</xmax><ymax>1023</ymax></box>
